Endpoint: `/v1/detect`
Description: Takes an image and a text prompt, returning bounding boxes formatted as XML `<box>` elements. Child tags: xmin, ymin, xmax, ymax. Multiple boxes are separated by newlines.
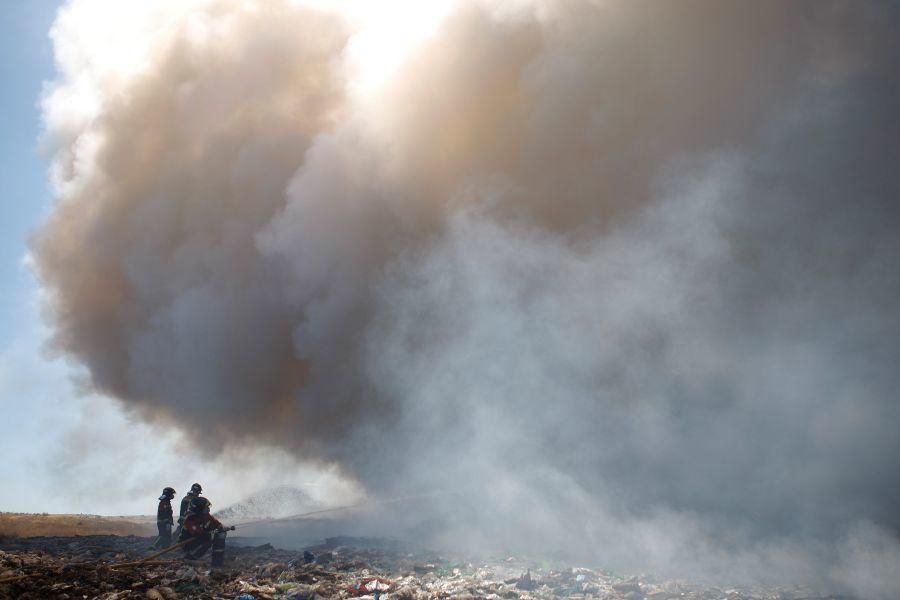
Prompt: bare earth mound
<box><xmin>0</xmin><ymin>513</ymin><xmax>155</xmax><ymax>538</ymax></box>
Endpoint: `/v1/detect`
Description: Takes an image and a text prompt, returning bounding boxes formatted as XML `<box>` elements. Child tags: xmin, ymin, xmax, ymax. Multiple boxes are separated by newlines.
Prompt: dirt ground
<box><xmin>0</xmin><ymin>513</ymin><xmax>156</xmax><ymax>537</ymax></box>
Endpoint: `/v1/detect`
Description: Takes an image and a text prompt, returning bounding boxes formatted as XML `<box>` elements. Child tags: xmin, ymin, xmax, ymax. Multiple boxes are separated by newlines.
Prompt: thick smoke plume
<box><xmin>34</xmin><ymin>0</ymin><xmax>900</xmax><ymax>595</ymax></box>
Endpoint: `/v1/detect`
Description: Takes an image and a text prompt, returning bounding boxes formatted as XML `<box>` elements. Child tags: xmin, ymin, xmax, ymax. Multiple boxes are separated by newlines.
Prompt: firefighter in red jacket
<box><xmin>178</xmin><ymin>496</ymin><xmax>234</xmax><ymax>565</ymax></box>
<box><xmin>153</xmin><ymin>487</ymin><xmax>176</xmax><ymax>549</ymax></box>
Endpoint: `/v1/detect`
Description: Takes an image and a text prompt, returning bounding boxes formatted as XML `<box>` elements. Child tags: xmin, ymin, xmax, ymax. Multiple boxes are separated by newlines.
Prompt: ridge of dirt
<box><xmin>0</xmin><ymin>513</ymin><xmax>155</xmax><ymax>538</ymax></box>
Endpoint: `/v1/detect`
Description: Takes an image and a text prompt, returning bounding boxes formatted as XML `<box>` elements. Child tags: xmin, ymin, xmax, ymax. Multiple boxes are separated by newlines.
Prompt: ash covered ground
<box><xmin>0</xmin><ymin>533</ymin><xmax>850</xmax><ymax>600</ymax></box>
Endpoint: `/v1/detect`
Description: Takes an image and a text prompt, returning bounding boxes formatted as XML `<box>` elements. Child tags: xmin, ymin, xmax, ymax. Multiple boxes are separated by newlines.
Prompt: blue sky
<box><xmin>0</xmin><ymin>0</ymin><xmax>60</xmax><ymax>341</ymax></box>
<box><xmin>0</xmin><ymin>0</ymin><xmax>65</xmax><ymax>512</ymax></box>
<box><xmin>0</xmin><ymin>0</ymin><xmax>76</xmax><ymax>512</ymax></box>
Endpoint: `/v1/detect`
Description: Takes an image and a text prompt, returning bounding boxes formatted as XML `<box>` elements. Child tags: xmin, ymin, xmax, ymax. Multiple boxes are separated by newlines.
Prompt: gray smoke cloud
<box><xmin>32</xmin><ymin>0</ymin><xmax>900</xmax><ymax>595</ymax></box>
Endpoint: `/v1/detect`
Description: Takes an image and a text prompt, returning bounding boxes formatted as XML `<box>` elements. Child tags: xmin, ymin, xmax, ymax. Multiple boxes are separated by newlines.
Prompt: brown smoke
<box><xmin>35</xmin><ymin>0</ymin><xmax>823</xmax><ymax>455</ymax></box>
<box><xmin>36</xmin><ymin>0</ymin><xmax>349</xmax><ymax>450</ymax></box>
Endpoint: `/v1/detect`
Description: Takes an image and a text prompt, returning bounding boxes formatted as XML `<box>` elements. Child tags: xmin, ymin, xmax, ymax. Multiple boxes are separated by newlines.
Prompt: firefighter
<box><xmin>153</xmin><ymin>487</ymin><xmax>176</xmax><ymax>549</ymax></box>
<box><xmin>174</xmin><ymin>482</ymin><xmax>202</xmax><ymax>539</ymax></box>
<box><xmin>178</xmin><ymin>496</ymin><xmax>234</xmax><ymax>566</ymax></box>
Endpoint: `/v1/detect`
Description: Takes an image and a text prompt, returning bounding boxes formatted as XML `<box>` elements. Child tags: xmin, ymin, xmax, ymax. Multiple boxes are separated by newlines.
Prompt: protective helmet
<box><xmin>159</xmin><ymin>486</ymin><xmax>176</xmax><ymax>500</ymax></box>
<box><xmin>189</xmin><ymin>496</ymin><xmax>211</xmax><ymax>514</ymax></box>
<box><xmin>190</xmin><ymin>483</ymin><xmax>203</xmax><ymax>494</ymax></box>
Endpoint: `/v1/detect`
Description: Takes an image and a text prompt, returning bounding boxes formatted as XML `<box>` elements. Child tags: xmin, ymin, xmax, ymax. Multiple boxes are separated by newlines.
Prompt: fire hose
<box><xmin>108</xmin><ymin>502</ymin><xmax>373</xmax><ymax>568</ymax></box>
<box><xmin>103</xmin><ymin>489</ymin><xmax>449</xmax><ymax>570</ymax></box>
<box><xmin>2</xmin><ymin>489</ymin><xmax>453</xmax><ymax>581</ymax></box>
<box><xmin>109</xmin><ymin>525</ymin><xmax>235</xmax><ymax>568</ymax></box>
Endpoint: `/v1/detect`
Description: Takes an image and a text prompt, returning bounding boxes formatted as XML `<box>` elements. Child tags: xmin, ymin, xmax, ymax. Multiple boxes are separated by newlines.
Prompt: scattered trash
<box><xmin>0</xmin><ymin>534</ymin><xmax>828</xmax><ymax>599</ymax></box>
<box><xmin>347</xmin><ymin>576</ymin><xmax>394</xmax><ymax>596</ymax></box>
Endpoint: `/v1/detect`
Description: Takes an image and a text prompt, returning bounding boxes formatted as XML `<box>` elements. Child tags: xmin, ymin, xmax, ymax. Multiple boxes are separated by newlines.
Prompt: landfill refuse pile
<box><xmin>0</xmin><ymin>534</ymin><xmax>850</xmax><ymax>600</ymax></box>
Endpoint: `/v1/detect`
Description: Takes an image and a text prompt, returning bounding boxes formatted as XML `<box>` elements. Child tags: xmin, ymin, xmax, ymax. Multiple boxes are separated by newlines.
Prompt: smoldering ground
<box><xmin>30</xmin><ymin>0</ymin><xmax>900</xmax><ymax>596</ymax></box>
